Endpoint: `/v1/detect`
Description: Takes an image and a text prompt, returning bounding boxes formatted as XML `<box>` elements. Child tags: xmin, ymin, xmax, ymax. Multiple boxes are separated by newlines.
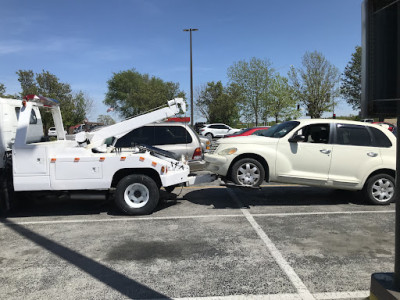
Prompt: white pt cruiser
<box><xmin>205</xmin><ymin>119</ymin><xmax>396</xmax><ymax>205</ymax></box>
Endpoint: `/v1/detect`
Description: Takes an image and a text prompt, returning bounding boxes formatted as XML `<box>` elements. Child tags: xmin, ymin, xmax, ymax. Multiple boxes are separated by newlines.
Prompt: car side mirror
<box><xmin>288</xmin><ymin>135</ymin><xmax>306</xmax><ymax>143</ymax></box>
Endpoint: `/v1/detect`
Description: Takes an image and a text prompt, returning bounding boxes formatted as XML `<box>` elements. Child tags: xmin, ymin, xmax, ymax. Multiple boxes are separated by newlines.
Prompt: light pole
<box><xmin>183</xmin><ymin>28</ymin><xmax>198</xmax><ymax>127</ymax></box>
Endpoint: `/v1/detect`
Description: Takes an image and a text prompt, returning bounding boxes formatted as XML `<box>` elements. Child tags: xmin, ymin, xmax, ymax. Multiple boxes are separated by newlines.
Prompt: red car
<box><xmin>224</xmin><ymin>126</ymin><xmax>270</xmax><ymax>138</ymax></box>
<box><xmin>372</xmin><ymin>122</ymin><xmax>396</xmax><ymax>132</ymax></box>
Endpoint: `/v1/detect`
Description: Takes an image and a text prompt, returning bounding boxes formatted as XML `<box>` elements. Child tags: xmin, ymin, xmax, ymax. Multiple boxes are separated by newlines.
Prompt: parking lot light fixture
<box><xmin>183</xmin><ymin>28</ymin><xmax>198</xmax><ymax>127</ymax></box>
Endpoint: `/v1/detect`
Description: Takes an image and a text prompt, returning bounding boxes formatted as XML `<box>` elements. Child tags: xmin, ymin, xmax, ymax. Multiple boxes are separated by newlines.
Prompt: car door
<box><xmin>328</xmin><ymin>124</ymin><xmax>383</xmax><ymax>188</ymax></box>
<box><xmin>216</xmin><ymin>124</ymin><xmax>230</xmax><ymax>137</ymax></box>
<box><xmin>275</xmin><ymin>123</ymin><xmax>333</xmax><ymax>185</ymax></box>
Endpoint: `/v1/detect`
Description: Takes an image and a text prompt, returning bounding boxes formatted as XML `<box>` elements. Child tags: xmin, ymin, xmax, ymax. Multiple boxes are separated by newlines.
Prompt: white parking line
<box><xmin>172</xmin><ymin>290</ymin><xmax>370</xmax><ymax>300</ymax></box>
<box><xmin>313</xmin><ymin>290</ymin><xmax>369</xmax><ymax>299</ymax></box>
<box><xmin>0</xmin><ymin>210</ymin><xmax>394</xmax><ymax>226</ymax></box>
<box><xmin>227</xmin><ymin>189</ymin><xmax>315</xmax><ymax>300</ymax></box>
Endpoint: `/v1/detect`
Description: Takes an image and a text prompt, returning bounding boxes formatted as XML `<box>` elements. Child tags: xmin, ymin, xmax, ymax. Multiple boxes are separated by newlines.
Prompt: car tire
<box><xmin>363</xmin><ymin>173</ymin><xmax>395</xmax><ymax>205</ymax></box>
<box><xmin>205</xmin><ymin>133</ymin><xmax>213</xmax><ymax>140</ymax></box>
<box><xmin>231</xmin><ymin>158</ymin><xmax>265</xmax><ymax>187</ymax></box>
<box><xmin>115</xmin><ymin>174</ymin><xmax>160</xmax><ymax>215</ymax></box>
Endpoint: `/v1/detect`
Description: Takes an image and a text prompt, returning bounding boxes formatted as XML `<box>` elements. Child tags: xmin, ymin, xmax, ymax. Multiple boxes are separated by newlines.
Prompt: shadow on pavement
<box><xmin>184</xmin><ymin>186</ymin><xmax>368</xmax><ymax>209</ymax></box>
<box><xmin>3</xmin><ymin>190</ymin><xmax>179</xmax><ymax>218</ymax></box>
<box><xmin>0</xmin><ymin>219</ymin><xmax>170</xmax><ymax>299</ymax></box>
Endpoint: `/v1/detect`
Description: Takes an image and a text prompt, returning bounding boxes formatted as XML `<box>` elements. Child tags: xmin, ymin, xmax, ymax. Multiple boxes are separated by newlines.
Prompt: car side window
<box><xmin>154</xmin><ymin>126</ymin><xmax>192</xmax><ymax>145</ymax></box>
<box><xmin>335</xmin><ymin>124</ymin><xmax>372</xmax><ymax>146</ymax></box>
<box><xmin>369</xmin><ymin>127</ymin><xmax>392</xmax><ymax>147</ymax></box>
<box><xmin>209</xmin><ymin>125</ymin><xmax>219</xmax><ymax>129</ymax></box>
<box><xmin>294</xmin><ymin>124</ymin><xmax>330</xmax><ymax>144</ymax></box>
<box><xmin>115</xmin><ymin>127</ymin><xmax>154</xmax><ymax>147</ymax></box>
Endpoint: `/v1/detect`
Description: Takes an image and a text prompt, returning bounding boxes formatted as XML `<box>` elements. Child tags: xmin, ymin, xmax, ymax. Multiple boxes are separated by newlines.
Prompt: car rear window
<box><xmin>115</xmin><ymin>126</ymin><xmax>192</xmax><ymax>147</ymax></box>
<box><xmin>369</xmin><ymin>127</ymin><xmax>392</xmax><ymax>147</ymax></box>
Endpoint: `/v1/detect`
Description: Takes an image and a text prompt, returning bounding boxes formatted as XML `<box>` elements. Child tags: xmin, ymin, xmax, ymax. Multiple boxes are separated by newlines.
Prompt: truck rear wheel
<box><xmin>115</xmin><ymin>174</ymin><xmax>160</xmax><ymax>215</ymax></box>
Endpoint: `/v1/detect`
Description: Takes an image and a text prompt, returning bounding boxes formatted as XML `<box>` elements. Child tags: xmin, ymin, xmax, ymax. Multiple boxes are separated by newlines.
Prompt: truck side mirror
<box><xmin>288</xmin><ymin>135</ymin><xmax>306</xmax><ymax>143</ymax></box>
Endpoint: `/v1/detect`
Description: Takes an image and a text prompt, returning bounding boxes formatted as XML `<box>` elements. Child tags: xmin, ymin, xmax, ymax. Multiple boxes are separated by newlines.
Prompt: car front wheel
<box><xmin>364</xmin><ymin>174</ymin><xmax>395</xmax><ymax>205</ymax></box>
<box><xmin>231</xmin><ymin>158</ymin><xmax>265</xmax><ymax>187</ymax></box>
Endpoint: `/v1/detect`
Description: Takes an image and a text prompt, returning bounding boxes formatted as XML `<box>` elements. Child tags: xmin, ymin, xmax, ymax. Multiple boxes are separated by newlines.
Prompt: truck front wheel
<box><xmin>115</xmin><ymin>174</ymin><xmax>160</xmax><ymax>215</ymax></box>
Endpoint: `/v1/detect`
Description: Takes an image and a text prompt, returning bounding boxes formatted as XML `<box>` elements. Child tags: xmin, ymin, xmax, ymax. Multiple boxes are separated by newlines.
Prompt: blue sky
<box><xmin>0</xmin><ymin>0</ymin><xmax>362</xmax><ymax>122</ymax></box>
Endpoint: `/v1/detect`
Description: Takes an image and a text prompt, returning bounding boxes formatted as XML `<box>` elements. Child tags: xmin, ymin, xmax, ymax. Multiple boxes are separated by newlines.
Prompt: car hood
<box><xmin>218</xmin><ymin>135</ymin><xmax>279</xmax><ymax>145</ymax></box>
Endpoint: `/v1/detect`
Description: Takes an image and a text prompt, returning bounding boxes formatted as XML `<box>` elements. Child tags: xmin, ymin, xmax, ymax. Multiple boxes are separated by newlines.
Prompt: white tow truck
<box><xmin>0</xmin><ymin>95</ymin><xmax>210</xmax><ymax>215</ymax></box>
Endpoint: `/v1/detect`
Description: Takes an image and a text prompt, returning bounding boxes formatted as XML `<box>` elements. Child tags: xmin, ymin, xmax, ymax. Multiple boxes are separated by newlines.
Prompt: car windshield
<box><xmin>262</xmin><ymin>121</ymin><xmax>300</xmax><ymax>138</ymax></box>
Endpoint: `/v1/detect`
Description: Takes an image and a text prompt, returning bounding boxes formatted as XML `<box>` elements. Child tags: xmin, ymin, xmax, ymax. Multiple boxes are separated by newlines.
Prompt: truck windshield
<box><xmin>262</xmin><ymin>121</ymin><xmax>300</xmax><ymax>138</ymax></box>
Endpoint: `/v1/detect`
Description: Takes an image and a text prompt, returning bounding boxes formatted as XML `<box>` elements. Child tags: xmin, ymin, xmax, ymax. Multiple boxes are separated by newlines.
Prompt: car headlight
<box><xmin>218</xmin><ymin>147</ymin><xmax>237</xmax><ymax>155</ymax></box>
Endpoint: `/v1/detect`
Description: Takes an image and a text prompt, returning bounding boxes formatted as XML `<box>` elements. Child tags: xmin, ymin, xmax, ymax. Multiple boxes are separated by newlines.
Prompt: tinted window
<box><xmin>263</xmin><ymin>121</ymin><xmax>300</xmax><ymax>138</ymax></box>
<box><xmin>30</xmin><ymin>110</ymin><xmax>37</xmax><ymax>124</ymax></box>
<box><xmin>115</xmin><ymin>126</ymin><xmax>192</xmax><ymax>147</ymax></box>
<box><xmin>336</xmin><ymin>124</ymin><xmax>372</xmax><ymax>146</ymax></box>
<box><xmin>370</xmin><ymin>127</ymin><xmax>392</xmax><ymax>147</ymax></box>
<box><xmin>15</xmin><ymin>107</ymin><xmax>20</xmax><ymax>119</ymax></box>
<box><xmin>209</xmin><ymin>125</ymin><xmax>219</xmax><ymax>129</ymax></box>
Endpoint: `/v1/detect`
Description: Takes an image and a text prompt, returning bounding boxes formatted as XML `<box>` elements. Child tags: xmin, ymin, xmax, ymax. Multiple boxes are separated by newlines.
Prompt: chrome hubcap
<box><xmin>371</xmin><ymin>178</ymin><xmax>394</xmax><ymax>202</ymax></box>
<box><xmin>237</xmin><ymin>162</ymin><xmax>260</xmax><ymax>186</ymax></box>
<box><xmin>124</xmin><ymin>183</ymin><xmax>149</xmax><ymax>208</ymax></box>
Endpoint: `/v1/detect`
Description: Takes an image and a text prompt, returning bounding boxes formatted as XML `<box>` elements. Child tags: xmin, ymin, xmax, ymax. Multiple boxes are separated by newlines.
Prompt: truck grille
<box><xmin>208</xmin><ymin>142</ymin><xmax>219</xmax><ymax>154</ymax></box>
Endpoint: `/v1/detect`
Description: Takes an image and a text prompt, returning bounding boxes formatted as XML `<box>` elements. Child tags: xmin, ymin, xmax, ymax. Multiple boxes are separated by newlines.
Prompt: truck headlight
<box><xmin>219</xmin><ymin>147</ymin><xmax>237</xmax><ymax>155</ymax></box>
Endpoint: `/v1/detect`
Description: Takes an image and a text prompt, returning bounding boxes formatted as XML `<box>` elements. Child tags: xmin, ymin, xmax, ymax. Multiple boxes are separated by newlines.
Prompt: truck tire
<box><xmin>363</xmin><ymin>173</ymin><xmax>395</xmax><ymax>205</ymax></box>
<box><xmin>231</xmin><ymin>158</ymin><xmax>265</xmax><ymax>187</ymax></box>
<box><xmin>115</xmin><ymin>174</ymin><xmax>160</xmax><ymax>215</ymax></box>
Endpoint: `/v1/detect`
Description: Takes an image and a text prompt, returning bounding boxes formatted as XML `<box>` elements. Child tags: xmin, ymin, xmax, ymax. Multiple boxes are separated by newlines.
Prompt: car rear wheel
<box><xmin>231</xmin><ymin>158</ymin><xmax>265</xmax><ymax>187</ymax></box>
<box><xmin>205</xmin><ymin>133</ymin><xmax>213</xmax><ymax>140</ymax></box>
<box><xmin>364</xmin><ymin>174</ymin><xmax>395</xmax><ymax>205</ymax></box>
<box><xmin>115</xmin><ymin>174</ymin><xmax>159</xmax><ymax>215</ymax></box>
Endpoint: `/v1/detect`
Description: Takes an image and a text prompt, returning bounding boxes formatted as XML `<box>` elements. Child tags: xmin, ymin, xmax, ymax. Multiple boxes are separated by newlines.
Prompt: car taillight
<box><xmin>192</xmin><ymin>147</ymin><xmax>202</xmax><ymax>160</ymax></box>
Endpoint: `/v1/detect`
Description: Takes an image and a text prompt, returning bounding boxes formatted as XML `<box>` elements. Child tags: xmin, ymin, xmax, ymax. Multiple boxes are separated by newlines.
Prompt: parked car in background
<box><xmin>114</xmin><ymin>122</ymin><xmax>208</xmax><ymax>172</ymax></box>
<box><xmin>199</xmin><ymin>123</ymin><xmax>240</xmax><ymax>139</ymax></box>
<box><xmin>194</xmin><ymin>122</ymin><xmax>206</xmax><ymax>133</ymax></box>
<box><xmin>373</xmin><ymin>122</ymin><xmax>395</xmax><ymax>132</ymax></box>
<box><xmin>224</xmin><ymin>126</ymin><xmax>270</xmax><ymax>138</ymax></box>
<box><xmin>205</xmin><ymin>119</ymin><xmax>396</xmax><ymax>205</ymax></box>
<box><xmin>48</xmin><ymin>127</ymin><xmax>67</xmax><ymax>137</ymax></box>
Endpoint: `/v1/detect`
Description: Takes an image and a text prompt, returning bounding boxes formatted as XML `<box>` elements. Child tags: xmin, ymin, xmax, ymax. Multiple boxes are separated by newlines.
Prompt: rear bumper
<box><xmin>188</xmin><ymin>160</ymin><xmax>207</xmax><ymax>172</ymax></box>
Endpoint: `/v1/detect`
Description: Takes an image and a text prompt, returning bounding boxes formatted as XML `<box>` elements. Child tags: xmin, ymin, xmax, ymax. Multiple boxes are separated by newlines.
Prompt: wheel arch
<box><xmin>227</xmin><ymin>153</ymin><xmax>270</xmax><ymax>182</ymax></box>
<box><xmin>111</xmin><ymin>168</ymin><xmax>162</xmax><ymax>188</ymax></box>
<box><xmin>363</xmin><ymin>168</ymin><xmax>396</xmax><ymax>189</ymax></box>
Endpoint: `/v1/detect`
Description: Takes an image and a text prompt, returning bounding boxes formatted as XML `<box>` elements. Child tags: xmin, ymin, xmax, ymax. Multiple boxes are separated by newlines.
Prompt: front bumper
<box><xmin>204</xmin><ymin>153</ymin><xmax>231</xmax><ymax>176</ymax></box>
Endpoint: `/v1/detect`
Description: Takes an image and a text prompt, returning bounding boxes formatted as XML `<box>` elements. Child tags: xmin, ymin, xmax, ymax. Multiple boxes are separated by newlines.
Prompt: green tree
<box><xmin>196</xmin><ymin>81</ymin><xmax>240</xmax><ymax>125</ymax></box>
<box><xmin>97</xmin><ymin>115</ymin><xmax>116</xmax><ymax>125</ymax></box>
<box><xmin>227</xmin><ymin>57</ymin><xmax>274</xmax><ymax>126</ymax></box>
<box><xmin>289</xmin><ymin>51</ymin><xmax>340</xmax><ymax>118</ymax></box>
<box><xmin>268</xmin><ymin>74</ymin><xmax>300</xmax><ymax>122</ymax></box>
<box><xmin>0</xmin><ymin>83</ymin><xmax>6</xmax><ymax>96</ymax></box>
<box><xmin>0</xmin><ymin>82</ymin><xmax>18</xmax><ymax>98</ymax></box>
<box><xmin>17</xmin><ymin>70</ymin><xmax>91</xmax><ymax>131</ymax></box>
<box><xmin>341</xmin><ymin>46</ymin><xmax>361</xmax><ymax>110</ymax></box>
<box><xmin>104</xmin><ymin>69</ymin><xmax>185</xmax><ymax>119</ymax></box>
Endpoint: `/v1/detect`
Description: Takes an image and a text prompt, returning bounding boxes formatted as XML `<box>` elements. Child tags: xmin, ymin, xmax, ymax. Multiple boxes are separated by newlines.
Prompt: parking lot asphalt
<box><xmin>0</xmin><ymin>183</ymin><xmax>395</xmax><ymax>300</ymax></box>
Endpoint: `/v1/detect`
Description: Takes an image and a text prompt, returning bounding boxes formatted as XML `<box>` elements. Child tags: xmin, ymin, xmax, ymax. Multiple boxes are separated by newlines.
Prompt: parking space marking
<box><xmin>313</xmin><ymin>290</ymin><xmax>369</xmax><ymax>299</ymax></box>
<box><xmin>227</xmin><ymin>189</ymin><xmax>315</xmax><ymax>300</ymax></box>
<box><xmin>175</xmin><ymin>293</ymin><xmax>302</xmax><ymax>300</ymax></box>
<box><xmin>1</xmin><ymin>209</ymin><xmax>394</xmax><ymax>226</ymax></box>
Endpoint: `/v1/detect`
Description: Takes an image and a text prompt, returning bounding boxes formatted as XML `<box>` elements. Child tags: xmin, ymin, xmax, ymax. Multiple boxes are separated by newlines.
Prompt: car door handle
<box><xmin>367</xmin><ymin>152</ymin><xmax>378</xmax><ymax>157</ymax></box>
<box><xmin>320</xmin><ymin>149</ymin><xmax>331</xmax><ymax>154</ymax></box>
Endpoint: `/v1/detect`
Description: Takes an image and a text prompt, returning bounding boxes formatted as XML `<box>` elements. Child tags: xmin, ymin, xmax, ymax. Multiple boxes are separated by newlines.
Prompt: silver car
<box><xmin>114</xmin><ymin>122</ymin><xmax>209</xmax><ymax>172</ymax></box>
